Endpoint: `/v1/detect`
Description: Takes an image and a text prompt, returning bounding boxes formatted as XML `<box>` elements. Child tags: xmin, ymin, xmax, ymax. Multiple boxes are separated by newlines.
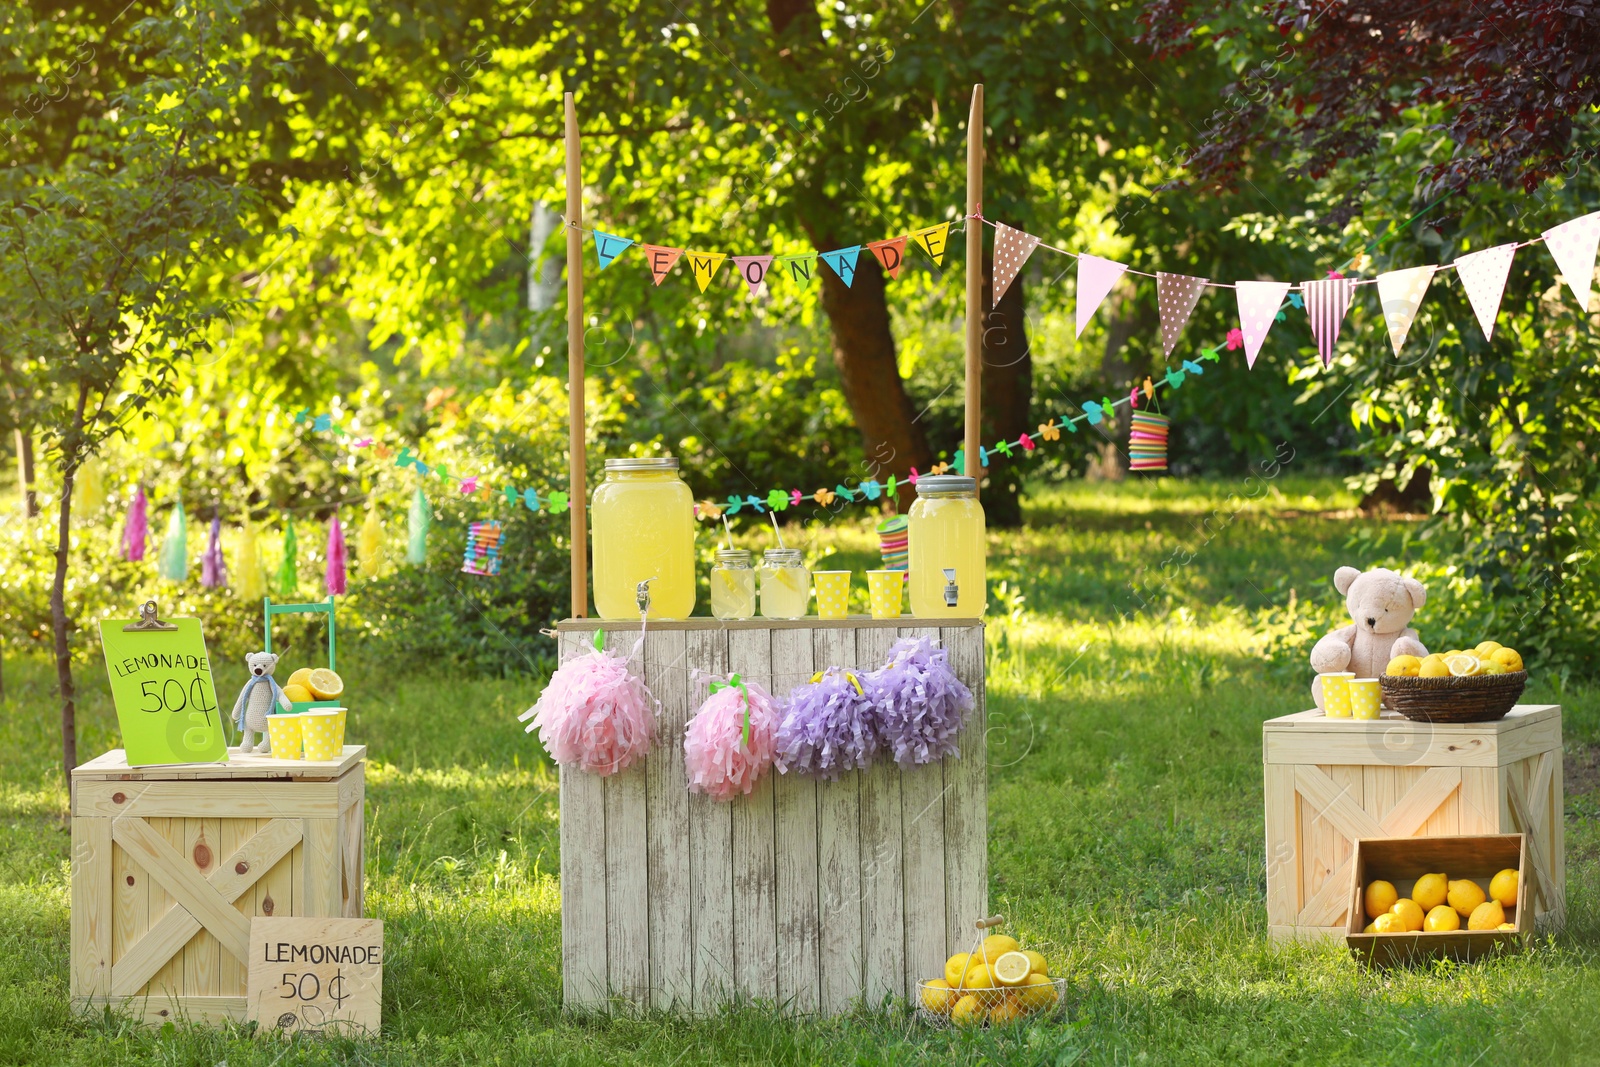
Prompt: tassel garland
<box><xmin>683</xmin><ymin>676</ymin><xmax>782</xmax><ymax>801</ymax></box>
<box><xmin>122</xmin><ymin>487</ymin><xmax>148</xmax><ymax>562</ymax></box>
<box><xmin>326</xmin><ymin>514</ymin><xmax>347</xmax><ymax>595</ymax></box>
<box><xmin>278</xmin><ymin>519</ymin><xmax>299</xmax><ymax>595</ymax></box>
<box><xmin>201</xmin><ymin>515</ymin><xmax>227</xmax><ymax>588</ymax></box>
<box><xmin>358</xmin><ymin>508</ymin><xmax>385</xmax><ymax>579</ymax></box>
<box><xmin>74</xmin><ymin>458</ymin><xmax>106</xmax><ymax>515</ymax></box>
<box><xmin>237</xmin><ymin>521</ymin><xmax>265</xmax><ymax>601</ymax></box>
<box><xmin>157</xmin><ymin>501</ymin><xmax>188</xmax><ymax>581</ymax></box>
<box><xmin>871</xmin><ymin>636</ymin><xmax>972</xmax><ymax>767</ymax></box>
<box><xmin>775</xmin><ymin>668</ymin><xmax>879</xmax><ymax>779</ymax></box>
<box><xmin>407</xmin><ymin>487</ymin><xmax>430</xmax><ymax>564</ymax></box>
<box><xmin>519</xmin><ymin>643</ymin><xmax>657</xmax><ymax>776</ymax></box>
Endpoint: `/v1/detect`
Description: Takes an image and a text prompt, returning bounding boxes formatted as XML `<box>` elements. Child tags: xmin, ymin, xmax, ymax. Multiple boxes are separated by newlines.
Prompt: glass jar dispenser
<box><xmin>907</xmin><ymin>475</ymin><xmax>987</xmax><ymax>617</ymax></box>
<box><xmin>590</xmin><ymin>457</ymin><xmax>696</xmax><ymax>619</ymax></box>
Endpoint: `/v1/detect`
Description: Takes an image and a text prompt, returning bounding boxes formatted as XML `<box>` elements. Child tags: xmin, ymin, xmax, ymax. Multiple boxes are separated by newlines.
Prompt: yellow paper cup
<box><xmin>300</xmin><ymin>709</ymin><xmax>348</xmax><ymax>761</ymax></box>
<box><xmin>867</xmin><ymin>569</ymin><xmax>904</xmax><ymax>619</ymax></box>
<box><xmin>266</xmin><ymin>714</ymin><xmax>304</xmax><ymax>760</ymax></box>
<box><xmin>1321</xmin><ymin>672</ymin><xmax>1355</xmax><ymax>718</ymax></box>
<box><xmin>1349</xmin><ymin>679</ymin><xmax>1381</xmax><ymax>720</ymax></box>
<box><xmin>813</xmin><ymin>571</ymin><xmax>851</xmax><ymax>620</ymax></box>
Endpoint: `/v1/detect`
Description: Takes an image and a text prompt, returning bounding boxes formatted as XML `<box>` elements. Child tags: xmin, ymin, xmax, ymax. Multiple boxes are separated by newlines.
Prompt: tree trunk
<box><xmin>51</xmin><ymin>395</ymin><xmax>86</xmax><ymax>784</ymax></box>
<box><xmin>15</xmin><ymin>429</ymin><xmax>37</xmax><ymax>518</ymax></box>
<box><xmin>979</xmin><ymin>257</ymin><xmax>1031</xmax><ymax>527</ymax></box>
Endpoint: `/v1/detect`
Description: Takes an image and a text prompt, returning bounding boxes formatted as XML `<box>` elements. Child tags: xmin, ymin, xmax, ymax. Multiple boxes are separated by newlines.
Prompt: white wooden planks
<box><xmin>769</xmin><ymin>627</ymin><xmax>819</xmax><ymax>1013</ymax></box>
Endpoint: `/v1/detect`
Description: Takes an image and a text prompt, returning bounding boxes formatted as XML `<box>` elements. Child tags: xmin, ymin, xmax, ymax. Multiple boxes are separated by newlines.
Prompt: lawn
<box><xmin>3</xmin><ymin>475</ymin><xmax>1598</xmax><ymax>1065</ymax></box>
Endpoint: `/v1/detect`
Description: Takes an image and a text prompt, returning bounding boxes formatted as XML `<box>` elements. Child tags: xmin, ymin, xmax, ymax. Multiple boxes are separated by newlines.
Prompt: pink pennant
<box><xmin>867</xmin><ymin>237</ymin><xmax>908</xmax><ymax>279</ymax></box>
<box><xmin>993</xmin><ymin>223</ymin><xmax>1041</xmax><ymax>305</ymax></box>
<box><xmin>642</xmin><ymin>244</ymin><xmax>685</xmax><ymax>286</ymax></box>
<box><xmin>731</xmin><ymin>255</ymin><xmax>774</xmax><ymax>296</ymax></box>
<box><xmin>1234</xmin><ymin>280</ymin><xmax>1292</xmax><ymax>368</ymax></box>
<box><xmin>1543</xmin><ymin>211</ymin><xmax>1600</xmax><ymax>312</ymax></box>
<box><xmin>1076</xmin><ymin>254</ymin><xmax>1129</xmax><ymax>337</ymax></box>
<box><xmin>1454</xmin><ymin>243</ymin><xmax>1518</xmax><ymax>341</ymax></box>
<box><xmin>1302</xmin><ymin>277</ymin><xmax>1356</xmax><ymax>368</ymax></box>
<box><xmin>1156</xmin><ymin>272</ymin><xmax>1208</xmax><ymax>357</ymax></box>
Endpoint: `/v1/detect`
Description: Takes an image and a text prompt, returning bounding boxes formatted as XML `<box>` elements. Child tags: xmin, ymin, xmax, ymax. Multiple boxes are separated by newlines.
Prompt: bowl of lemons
<box><xmin>916</xmin><ymin>933</ymin><xmax>1066</xmax><ymax>1028</ymax></box>
<box><xmin>1381</xmin><ymin>641</ymin><xmax>1526</xmax><ymax>722</ymax></box>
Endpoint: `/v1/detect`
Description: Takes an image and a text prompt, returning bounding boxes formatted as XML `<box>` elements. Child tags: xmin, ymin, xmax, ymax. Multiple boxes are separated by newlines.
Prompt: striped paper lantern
<box><xmin>462</xmin><ymin>520</ymin><xmax>505</xmax><ymax>576</ymax></box>
<box><xmin>1129</xmin><ymin>411</ymin><xmax>1170</xmax><ymax>472</ymax></box>
<box><xmin>877</xmin><ymin>515</ymin><xmax>908</xmax><ymax>572</ymax></box>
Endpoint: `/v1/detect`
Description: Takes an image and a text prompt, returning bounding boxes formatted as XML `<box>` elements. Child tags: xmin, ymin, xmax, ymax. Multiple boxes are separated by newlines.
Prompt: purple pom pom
<box><xmin>871</xmin><ymin>636</ymin><xmax>972</xmax><ymax>767</ymax></box>
<box><xmin>775</xmin><ymin>668</ymin><xmax>879</xmax><ymax>779</ymax></box>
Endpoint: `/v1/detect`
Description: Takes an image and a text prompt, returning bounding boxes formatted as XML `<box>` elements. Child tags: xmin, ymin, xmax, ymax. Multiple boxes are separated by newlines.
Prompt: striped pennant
<box><xmin>1302</xmin><ymin>277</ymin><xmax>1356</xmax><ymax>368</ymax></box>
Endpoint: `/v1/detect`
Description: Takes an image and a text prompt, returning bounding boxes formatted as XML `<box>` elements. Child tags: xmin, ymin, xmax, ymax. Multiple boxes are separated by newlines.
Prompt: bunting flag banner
<box><xmin>776</xmin><ymin>253</ymin><xmax>818</xmax><ymax>287</ymax></box>
<box><xmin>993</xmin><ymin>223</ymin><xmax>1041</xmax><ymax>305</ymax></box>
<box><xmin>1235</xmin><ymin>280</ymin><xmax>1293</xmax><ymax>368</ymax></box>
<box><xmin>592</xmin><ymin>230</ymin><xmax>635</xmax><ymax>270</ymax></box>
<box><xmin>911</xmin><ymin>223</ymin><xmax>952</xmax><ymax>265</ymax></box>
<box><xmin>1302</xmin><ymin>276</ymin><xmax>1357</xmax><ymax>368</ymax></box>
<box><xmin>642</xmin><ymin>244</ymin><xmax>684</xmax><ymax>285</ymax></box>
<box><xmin>1542</xmin><ymin>211</ymin><xmax>1600</xmax><ymax>312</ymax></box>
<box><xmin>1455</xmin><ymin>242</ymin><xmax>1518</xmax><ymax>341</ymax></box>
<box><xmin>686</xmin><ymin>250</ymin><xmax>728</xmax><ymax>293</ymax></box>
<box><xmin>1075</xmin><ymin>254</ymin><xmax>1129</xmax><ymax>337</ymax></box>
<box><xmin>1376</xmin><ymin>265</ymin><xmax>1437</xmax><ymax>357</ymax></box>
<box><xmin>732</xmin><ymin>255</ymin><xmax>774</xmax><ymax>296</ymax></box>
<box><xmin>819</xmin><ymin>246</ymin><xmax>862</xmax><ymax>287</ymax></box>
<box><xmin>1156</xmin><ymin>272</ymin><xmax>1207</xmax><ymax>356</ymax></box>
<box><xmin>868</xmin><ymin>237</ymin><xmax>908</xmax><ymax>279</ymax></box>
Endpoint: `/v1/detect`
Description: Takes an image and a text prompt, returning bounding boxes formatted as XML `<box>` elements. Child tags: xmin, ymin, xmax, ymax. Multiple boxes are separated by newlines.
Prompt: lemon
<box><xmin>1022</xmin><ymin>950</ymin><xmax>1048</xmax><ymax>977</ymax></box>
<box><xmin>1425</xmin><ymin>905</ymin><xmax>1461</xmax><ymax>931</ymax></box>
<box><xmin>920</xmin><ymin>979</ymin><xmax>955</xmax><ymax>1014</ymax></box>
<box><xmin>282</xmin><ymin>683</ymin><xmax>313</xmax><ymax>704</ymax></box>
<box><xmin>1498</xmin><ymin>922</ymin><xmax>1517</xmax><ymax>931</ymax></box>
<box><xmin>1365</xmin><ymin>879</ymin><xmax>1399</xmax><ymax>920</ymax></box>
<box><xmin>1362</xmin><ymin>921</ymin><xmax>1378</xmax><ymax>934</ymax></box>
<box><xmin>1017</xmin><ymin>973</ymin><xmax>1055</xmax><ymax>1013</ymax></box>
<box><xmin>285</xmin><ymin>667</ymin><xmax>315</xmax><ymax>691</ymax></box>
<box><xmin>992</xmin><ymin>951</ymin><xmax>1032</xmax><ymax>987</ymax></box>
<box><xmin>307</xmin><ymin>668</ymin><xmax>344</xmax><ymax>700</ymax></box>
<box><xmin>981</xmin><ymin>934</ymin><xmax>1021</xmax><ymax>962</ymax></box>
<box><xmin>1386</xmin><ymin>655</ymin><xmax>1421</xmax><ymax>677</ymax></box>
<box><xmin>1448</xmin><ymin>878</ymin><xmax>1487</xmax><ymax>917</ymax></box>
<box><xmin>1468</xmin><ymin>900</ymin><xmax>1506</xmax><ymax>930</ymax></box>
<box><xmin>1477</xmin><ymin>660</ymin><xmax>1507</xmax><ymax>675</ymax></box>
<box><xmin>1419</xmin><ymin>654</ymin><xmax>1451</xmax><ymax>678</ymax></box>
<box><xmin>950</xmin><ymin>994</ymin><xmax>985</xmax><ymax>1027</ymax></box>
<box><xmin>1442</xmin><ymin>650</ymin><xmax>1464</xmax><ymax>659</ymax></box>
<box><xmin>1489</xmin><ymin>868</ymin><xmax>1519</xmax><ymax>907</ymax></box>
<box><xmin>961</xmin><ymin>963</ymin><xmax>995</xmax><ymax>989</ymax></box>
<box><xmin>1474</xmin><ymin>640</ymin><xmax>1504</xmax><ymax>657</ymax></box>
<box><xmin>1391</xmin><ymin>898</ymin><xmax>1425</xmax><ymax>932</ymax></box>
<box><xmin>944</xmin><ymin>952</ymin><xmax>973</xmax><ymax>987</ymax></box>
<box><xmin>1413</xmin><ymin>872</ymin><xmax>1449</xmax><ymax>911</ymax></box>
<box><xmin>1445</xmin><ymin>654</ymin><xmax>1482</xmax><ymax>677</ymax></box>
<box><xmin>1492</xmin><ymin>648</ymin><xmax>1524</xmax><ymax>672</ymax></box>
<box><xmin>1373</xmin><ymin>912</ymin><xmax>1406</xmax><ymax>934</ymax></box>
<box><xmin>988</xmin><ymin>998</ymin><xmax>1024</xmax><ymax>1026</ymax></box>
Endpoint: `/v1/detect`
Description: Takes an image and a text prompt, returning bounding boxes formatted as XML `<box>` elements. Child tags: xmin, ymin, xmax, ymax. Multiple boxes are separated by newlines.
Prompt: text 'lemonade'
<box><xmin>907</xmin><ymin>475</ymin><xmax>986</xmax><ymax>618</ymax></box>
<box><xmin>590</xmin><ymin>457</ymin><xmax>696</xmax><ymax>619</ymax></box>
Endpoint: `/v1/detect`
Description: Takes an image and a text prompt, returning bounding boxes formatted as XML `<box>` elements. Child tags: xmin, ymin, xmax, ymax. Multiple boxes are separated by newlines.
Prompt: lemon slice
<box><xmin>1445</xmin><ymin>653</ymin><xmax>1482</xmax><ymax>678</ymax></box>
<box><xmin>307</xmin><ymin>668</ymin><xmax>344</xmax><ymax>700</ymax></box>
<box><xmin>991</xmin><ymin>951</ymin><xmax>1033</xmax><ymax>987</ymax></box>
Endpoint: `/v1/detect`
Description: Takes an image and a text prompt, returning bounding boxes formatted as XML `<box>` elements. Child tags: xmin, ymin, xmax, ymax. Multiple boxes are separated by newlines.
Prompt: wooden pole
<box><xmin>565</xmin><ymin>92</ymin><xmax>588</xmax><ymax>618</ymax></box>
<box><xmin>963</xmin><ymin>85</ymin><xmax>984</xmax><ymax>490</ymax></box>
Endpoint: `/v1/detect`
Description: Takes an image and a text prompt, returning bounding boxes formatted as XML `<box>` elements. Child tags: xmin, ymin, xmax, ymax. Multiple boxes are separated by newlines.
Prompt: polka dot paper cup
<box><xmin>266</xmin><ymin>714</ymin><xmax>304</xmax><ymax>760</ymax></box>
<box><xmin>300</xmin><ymin>709</ymin><xmax>348</xmax><ymax>761</ymax></box>
<box><xmin>867</xmin><ymin>569</ymin><xmax>904</xmax><ymax>619</ymax></box>
<box><xmin>1349</xmin><ymin>679</ymin><xmax>1381</xmax><ymax>720</ymax></box>
<box><xmin>1321</xmin><ymin>672</ymin><xmax>1355</xmax><ymax>718</ymax></box>
<box><xmin>813</xmin><ymin>571</ymin><xmax>851</xmax><ymax>620</ymax></box>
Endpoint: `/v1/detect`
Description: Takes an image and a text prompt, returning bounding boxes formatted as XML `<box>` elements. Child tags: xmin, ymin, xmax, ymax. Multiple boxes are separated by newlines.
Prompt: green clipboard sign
<box><xmin>98</xmin><ymin>600</ymin><xmax>228</xmax><ymax>767</ymax></box>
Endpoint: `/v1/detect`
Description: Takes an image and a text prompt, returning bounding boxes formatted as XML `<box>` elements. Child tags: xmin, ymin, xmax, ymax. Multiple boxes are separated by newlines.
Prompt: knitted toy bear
<box><xmin>231</xmin><ymin>651</ymin><xmax>293</xmax><ymax>753</ymax></box>
<box><xmin>1310</xmin><ymin>566</ymin><xmax>1429</xmax><ymax>711</ymax></box>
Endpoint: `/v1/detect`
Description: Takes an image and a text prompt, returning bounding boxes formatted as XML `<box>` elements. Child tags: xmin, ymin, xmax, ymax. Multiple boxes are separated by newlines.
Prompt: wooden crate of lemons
<box><xmin>916</xmin><ymin>933</ymin><xmax>1066</xmax><ymax>1028</ymax></box>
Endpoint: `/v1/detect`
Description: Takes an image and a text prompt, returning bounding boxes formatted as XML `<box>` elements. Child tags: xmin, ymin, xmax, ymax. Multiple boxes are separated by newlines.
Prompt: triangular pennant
<box><xmin>819</xmin><ymin>246</ymin><xmax>863</xmax><ymax>287</ymax></box>
<box><xmin>911</xmin><ymin>223</ymin><xmax>952</xmax><ymax>265</ymax></box>
<box><xmin>1234</xmin><ymin>280</ymin><xmax>1293</xmax><ymax>368</ymax></box>
<box><xmin>592</xmin><ymin>230</ymin><xmax>635</xmax><ymax>270</ymax></box>
<box><xmin>685</xmin><ymin>250</ymin><xmax>728</xmax><ymax>293</ymax></box>
<box><xmin>1542</xmin><ymin>210</ymin><xmax>1600</xmax><ymax>312</ymax></box>
<box><xmin>1156</xmin><ymin>272</ymin><xmax>1208</xmax><ymax>356</ymax></box>
<box><xmin>731</xmin><ymin>255</ymin><xmax>775</xmax><ymax>296</ymax></box>
<box><xmin>642</xmin><ymin>245</ymin><xmax>684</xmax><ymax>286</ymax></box>
<box><xmin>1075</xmin><ymin>253</ymin><xmax>1128</xmax><ymax>336</ymax></box>
<box><xmin>1302</xmin><ymin>277</ymin><xmax>1356</xmax><ymax>368</ymax></box>
<box><xmin>1375</xmin><ymin>265</ymin><xmax>1437</xmax><ymax>357</ymax></box>
<box><xmin>1454</xmin><ymin>242</ymin><xmax>1518</xmax><ymax>341</ymax></box>
<box><xmin>776</xmin><ymin>253</ymin><xmax>818</xmax><ymax>286</ymax></box>
<box><xmin>993</xmin><ymin>223</ymin><xmax>1041</xmax><ymax>305</ymax></box>
<box><xmin>868</xmin><ymin>237</ymin><xmax>908</xmax><ymax>279</ymax></box>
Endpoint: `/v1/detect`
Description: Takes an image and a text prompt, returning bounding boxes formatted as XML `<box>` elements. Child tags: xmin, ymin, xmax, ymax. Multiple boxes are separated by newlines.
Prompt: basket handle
<box><xmin>974</xmin><ymin>914</ymin><xmax>1006</xmax><ymax>930</ymax></box>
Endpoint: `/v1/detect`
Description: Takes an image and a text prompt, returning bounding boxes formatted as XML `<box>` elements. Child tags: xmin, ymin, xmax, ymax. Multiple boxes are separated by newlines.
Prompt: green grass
<box><xmin>3</xmin><ymin>475</ymin><xmax>1598</xmax><ymax>1065</ymax></box>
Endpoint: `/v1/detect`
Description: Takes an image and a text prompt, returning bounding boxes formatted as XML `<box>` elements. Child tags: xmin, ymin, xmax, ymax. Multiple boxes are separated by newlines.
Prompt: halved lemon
<box><xmin>991</xmin><ymin>951</ymin><xmax>1033</xmax><ymax>987</ymax></box>
<box><xmin>286</xmin><ymin>667</ymin><xmax>315</xmax><ymax>691</ymax></box>
<box><xmin>307</xmin><ymin>668</ymin><xmax>344</xmax><ymax>700</ymax></box>
<box><xmin>1445</xmin><ymin>654</ymin><xmax>1482</xmax><ymax>678</ymax></box>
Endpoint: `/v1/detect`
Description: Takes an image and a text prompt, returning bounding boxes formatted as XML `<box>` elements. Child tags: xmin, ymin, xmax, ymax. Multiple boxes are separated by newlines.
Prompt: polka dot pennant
<box><xmin>992</xmin><ymin>223</ymin><xmax>1041</xmax><ymax>305</ymax></box>
<box><xmin>1302</xmin><ymin>276</ymin><xmax>1356</xmax><ymax>369</ymax></box>
<box><xmin>1542</xmin><ymin>210</ymin><xmax>1600</xmax><ymax>312</ymax></box>
<box><xmin>1454</xmin><ymin>242</ymin><xmax>1518</xmax><ymax>341</ymax></box>
<box><xmin>1076</xmin><ymin>254</ymin><xmax>1130</xmax><ymax>337</ymax></box>
<box><xmin>1156</xmin><ymin>272</ymin><xmax>1208</xmax><ymax>356</ymax></box>
<box><xmin>1375</xmin><ymin>264</ymin><xmax>1437</xmax><ymax>357</ymax></box>
<box><xmin>1234</xmin><ymin>280</ymin><xmax>1293</xmax><ymax>368</ymax></box>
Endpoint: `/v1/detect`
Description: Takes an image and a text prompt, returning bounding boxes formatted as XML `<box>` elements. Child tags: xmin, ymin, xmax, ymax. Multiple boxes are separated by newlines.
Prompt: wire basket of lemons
<box><xmin>1382</xmin><ymin>642</ymin><xmax>1526</xmax><ymax>723</ymax></box>
<box><xmin>915</xmin><ymin>917</ymin><xmax>1067</xmax><ymax>1029</ymax></box>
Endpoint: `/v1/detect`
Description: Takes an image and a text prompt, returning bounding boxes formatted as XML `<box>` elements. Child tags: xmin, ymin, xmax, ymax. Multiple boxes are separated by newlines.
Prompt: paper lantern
<box><xmin>1129</xmin><ymin>411</ymin><xmax>1170</xmax><ymax>473</ymax></box>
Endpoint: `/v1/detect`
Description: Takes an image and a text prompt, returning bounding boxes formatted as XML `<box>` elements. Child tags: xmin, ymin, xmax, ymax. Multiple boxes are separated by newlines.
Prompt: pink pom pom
<box><xmin>521</xmin><ymin>649</ymin><xmax>656</xmax><ymax>776</ymax></box>
<box><xmin>683</xmin><ymin>679</ymin><xmax>781</xmax><ymax>801</ymax></box>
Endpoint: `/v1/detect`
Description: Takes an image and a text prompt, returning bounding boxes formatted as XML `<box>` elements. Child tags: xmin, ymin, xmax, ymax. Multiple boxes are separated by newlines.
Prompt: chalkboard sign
<box><xmin>98</xmin><ymin>605</ymin><xmax>227</xmax><ymax>767</ymax></box>
<box><xmin>248</xmin><ymin>917</ymin><xmax>384</xmax><ymax>1036</ymax></box>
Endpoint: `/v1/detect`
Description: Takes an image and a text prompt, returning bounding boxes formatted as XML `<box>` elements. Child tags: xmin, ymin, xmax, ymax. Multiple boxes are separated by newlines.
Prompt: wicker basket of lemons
<box><xmin>1381</xmin><ymin>642</ymin><xmax>1526</xmax><ymax>723</ymax></box>
<box><xmin>915</xmin><ymin>918</ymin><xmax>1066</xmax><ymax>1029</ymax></box>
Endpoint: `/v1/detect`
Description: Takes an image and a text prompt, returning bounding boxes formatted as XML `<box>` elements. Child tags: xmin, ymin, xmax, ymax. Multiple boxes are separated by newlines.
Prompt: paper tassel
<box><xmin>775</xmin><ymin>668</ymin><xmax>879</xmax><ymax>780</ymax></box>
<box><xmin>1156</xmin><ymin>273</ymin><xmax>1208</xmax><ymax>357</ymax></box>
<box><xmin>237</xmin><ymin>521</ymin><xmax>265</xmax><ymax>602</ymax></box>
<box><xmin>1302</xmin><ymin>277</ymin><xmax>1356</xmax><ymax>368</ymax></box>
<box><xmin>1542</xmin><ymin>211</ymin><xmax>1600</xmax><ymax>312</ymax></box>
<box><xmin>871</xmin><ymin>636</ymin><xmax>972</xmax><ymax>768</ymax></box>
<box><xmin>1376</xmin><ymin>265</ymin><xmax>1437</xmax><ymax>357</ymax></box>
<box><xmin>74</xmin><ymin>457</ymin><xmax>106</xmax><ymax>515</ymax></box>
<box><xmin>643</xmin><ymin>244</ymin><xmax>684</xmax><ymax>285</ymax></box>
<box><xmin>592</xmin><ymin>230</ymin><xmax>635</xmax><ymax>270</ymax></box>
<box><xmin>407</xmin><ymin>488</ymin><xmax>430</xmax><ymax>564</ymax></box>
<box><xmin>358</xmin><ymin>508</ymin><xmax>385</xmax><ymax>579</ymax></box>
<box><xmin>993</xmin><ymin>223</ymin><xmax>1041</xmax><ymax>305</ymax></box>
<box><xmin>122</xmin><ymin>486</ymin><xmax>148</xmax><ymax>562</ymax></box>
<box><xmin>1235</xmin><ymin>280</ymin><xmax>1293</xmax><ymax>368</ymax></box>
<box><xmin>519</xmin><ymin>646</ymin><xmax>657</xmax><ymax>776</ymax></box>
<box><xmin>819</xmin><ymin>246</ymin><xmax>863</xmax><ymax>287</ymax></box>
<box><xmin>1454</xmin><ymin>242</ymin><xmax>1518</xmax><ymax>341</ymax></box>
<box><xmin>278</xmin><ymin>519</ymin><xmax>298</xmax><ymax>595</ymax></box>
<box><xmin>911</xmin><ymin>223</ymin><xmax>952</xmax><ymax>265</ymax></box>
<box><xmin>683</xmin><ymin>678</ymin><xmax>783</xmax><ymax>801</ymax></box>
<box><xmin>201</xmin><ymin>515</ymin><xmax>227</xmax><ymax>589</ymax></box>
<box><xmin>158</xmin><ymin>501</ymin><xmax>188</xmax><ymax>581</ymax></box>
<box><xmin>731</xmin><ymin>255</ymin><xmax>774</xmax><ymax>296</ymax></box>
<box><xmin>1075</xmin><ymin>254</ymin><xmax>1128</xmax><ymax>336</ymax></box>
<box><xmin>326</xmin><ymin>514</ymin><xmax>347</xmax><ymax>595</ymax></box>
<box><xmin>867</xmin><ymin>237</ymin><xmax>908</xmax><ymax>279</ymax></box>
<box><xmin>686</xmin><ymin>250</ymin><xmax>727</xmax><ymax>292</ymax></box>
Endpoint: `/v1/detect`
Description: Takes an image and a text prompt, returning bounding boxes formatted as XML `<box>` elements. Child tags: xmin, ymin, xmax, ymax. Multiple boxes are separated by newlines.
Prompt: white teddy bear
<box><xmin>1309</xmin><ymin>566</ymin><xmax>1430</xmax><ymax>711</ymax></box>
<box><xmin>231</xmin><ymin>651</ymin><xmax>293</xmax><ymax>753</ymax></box>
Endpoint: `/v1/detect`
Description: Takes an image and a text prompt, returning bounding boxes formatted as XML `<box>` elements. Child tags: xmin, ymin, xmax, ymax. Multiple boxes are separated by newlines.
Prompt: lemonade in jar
<box><xmin>590</xmin><ymin>457</ymin><xmax>696</xmax><ymax>619</ymax></box>
<box><xmin>907</xmin><ymin>475</ymin><xmax>986</xmax><ymax>617</ymax></box>
<box><xmin>710</xmin><ymin>549</ymin><xmax>756</xmax><ymax>620</ymax></box>
<box><xmin>759</xmin><ymin>549</ymin><xmax>810</xmax><ymax>619</ymax></box>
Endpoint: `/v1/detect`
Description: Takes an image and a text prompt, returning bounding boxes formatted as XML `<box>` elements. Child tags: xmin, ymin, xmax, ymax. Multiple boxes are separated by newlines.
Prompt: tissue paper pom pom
<box><xmin>872</xmin><ymin>636</ymin><xmax>973</xmax><ymax>767</ymax></box>
<box><xmin>521</xmin><ymin>650</ymin><xmax>656</xmax><ymax>776</ymax></box>
<box><xmin>684</xmin><ymin>680</ymin><xmax>782</xmax><ymax>801</ymax></box>
<box><xmin>775</xmin><ymin>669</ymin><xmax>879</xmax><ymax>780</ymax></box>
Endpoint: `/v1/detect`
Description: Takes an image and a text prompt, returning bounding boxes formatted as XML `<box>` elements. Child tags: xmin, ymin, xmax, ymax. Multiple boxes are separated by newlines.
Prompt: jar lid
<box><xmin>915</xmin><ymin>475</ymin><xmax>977</xmax><ymax>495</ymax></box>
<box><xmin>763</xmin><ymin>548</ymin><xmax>804</xmax><ymax>563</ymax></box>
<box><xmin>716</xmin><ymin>549</ymin><xmax>752</xmax><ymax>563</ymax></box>
<box><xmin>604</xmin><ymin>456</ymin><xmax>678</xmax><ymax>471</ymax></box>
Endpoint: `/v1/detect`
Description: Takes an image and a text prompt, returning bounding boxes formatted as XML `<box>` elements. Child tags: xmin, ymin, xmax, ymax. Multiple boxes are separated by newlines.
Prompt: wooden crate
<box><xmin>1263</xmin><ymin>704</ymin><xmax>1563</xmax><ymax>941</ymax></box>
<box><xmin>1345</xmin><ymin>834</ymin><xmax>1526</xmax><ymax>967</ymax></box>
<box><xmin>554</xmin><ymin>617</ymin><xmax>986</xmax><ymax>1015</ymax></box>
<box><xmin>70</xmin><ymin>746</ymin><xmax>367</xmax><ymax>1024</ymax></box>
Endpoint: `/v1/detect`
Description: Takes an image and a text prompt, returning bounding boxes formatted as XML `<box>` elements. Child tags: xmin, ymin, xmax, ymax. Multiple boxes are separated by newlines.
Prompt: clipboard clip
<box><xmin>124</xmin><ymin>599</ymin><xmax>177</xmax><ymax>632</ymax></box>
